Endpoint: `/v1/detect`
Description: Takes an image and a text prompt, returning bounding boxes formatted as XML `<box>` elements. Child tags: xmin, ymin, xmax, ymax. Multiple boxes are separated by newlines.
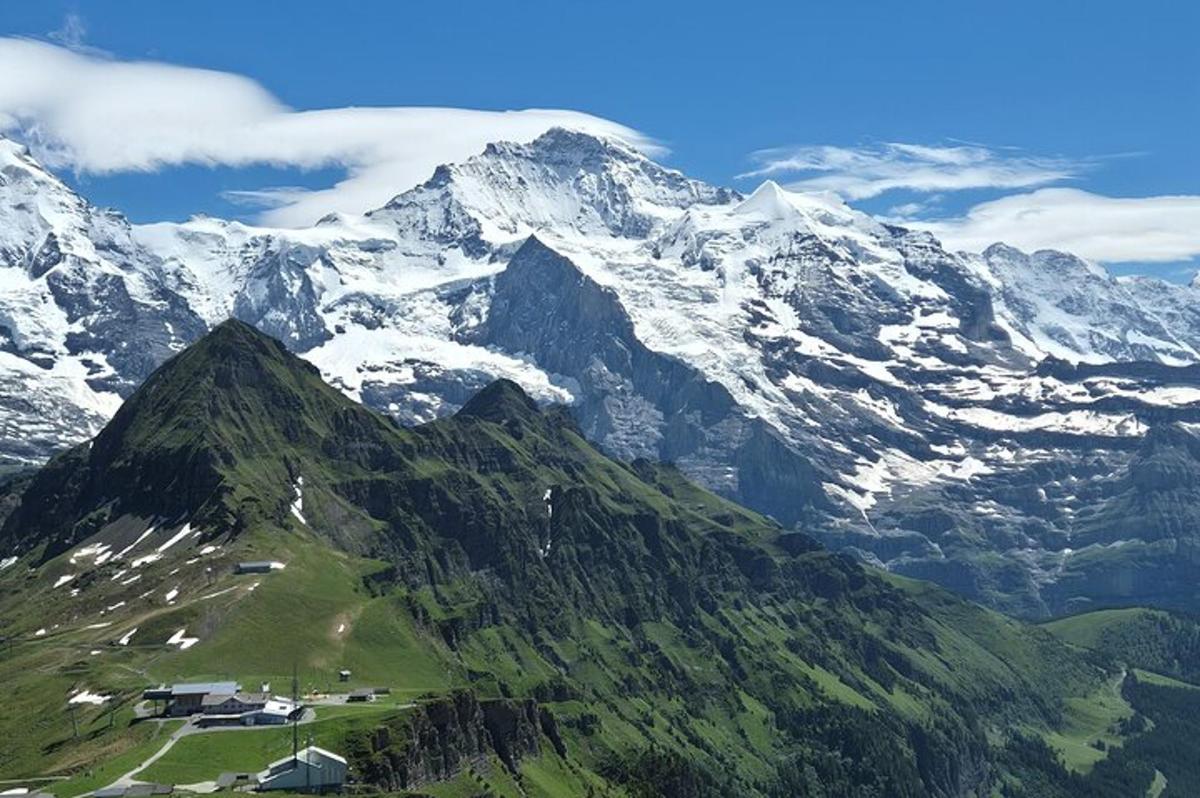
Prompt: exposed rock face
<box><xmin>8</xmin><ymin>128</ymin><xmax>1200</xmax><ymax>614</ymax></box>
<box><xmin>231</xmin><ymin>244</ymin><xmax>331</xmax><ymax>351</ymax></box>
<box><xmin>0</xmin><ymin>138</ymin><xmax>204</xmax><ymax>459</ymax></box>
<box><xmin>344</xmin><ymin>692</ymin><xmax>550</xmax><ymax>791</ymax></box>
<box><xmin>475</xmin><ymin>237</ymin><xmax>828</xmax><ymax>522</ymax></box>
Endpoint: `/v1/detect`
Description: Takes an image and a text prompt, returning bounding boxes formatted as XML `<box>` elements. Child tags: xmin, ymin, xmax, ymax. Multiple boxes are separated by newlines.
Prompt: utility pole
<box><xmin>291</xmin><ymin>662</ymin><xmax>299</xmax><ymax>762</ymax></box>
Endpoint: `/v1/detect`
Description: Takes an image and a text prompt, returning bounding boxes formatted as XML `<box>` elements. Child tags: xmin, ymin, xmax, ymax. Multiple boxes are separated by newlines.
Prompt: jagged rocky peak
<box><xmin>0</xmin><ymin>134</ymin><xmax>58</xmax><ymax>182</ymax></box>
<box><xmin>982</xmin><ymin>241</ymin><xmax>1109</xmax><ymax>280</ymax></box>
<box><xmin>0</xmin><ymin>134</ymin><xmax>35</xmax><ymax>170</ymax></box>
<box><xmin>485</xmin><ymin>126</ymin><xmax>736</xmax><ymax>206</ymax></box>
<box><xmin>974</xmin><ymin>241</ymin><xmax>1200</xmax><ymax>364</ymax></box>
<box><xmin>456</xmin><ymin>377</ymin><xmax>543</xmax><ymax>424</ymax></box>
<box><xmin>11</xmin><ymin>126</ymin><xmax>1200</xmax><ymax>616</ymax></box>
<box><xmin>0</xmin><ymin>135</ymin><xmax>101</xmax><ymax>264</ymax></box>
<box><xmin>484</xmin><ymin>126</ymin><xmax>647</xmax><ymax>172</ymax></box>
<box><xmin>0</xmin><ymin>132</ymin><xmax>163</xmax><ymax>285</ymax></box>
<box><xmin>0</xmin><ymin>132</ymin><xmax>206</xmax><ymax>452</ymax></box>
<box><xmin>373</xmin><ymin>127</ymin><xmax>736</xmax><ymax>241</ymax></box>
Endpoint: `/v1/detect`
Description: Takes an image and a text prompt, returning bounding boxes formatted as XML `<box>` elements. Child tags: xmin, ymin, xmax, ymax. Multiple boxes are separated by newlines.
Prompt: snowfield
<box><xmin>6</xmin><ymin>127</ymin><xmax>1200</xmax><ymax>613</ymax></box>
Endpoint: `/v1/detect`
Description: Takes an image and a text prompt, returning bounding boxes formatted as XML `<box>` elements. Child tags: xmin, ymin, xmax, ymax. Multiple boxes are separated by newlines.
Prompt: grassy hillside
<box><xmin>0</xmin><ymin>320</ymin><xmax>1186</xmax><ymax>797</ymax></box>
<box><xmin>1045</xmin><ymin>607</ymin><xmax>1200</xmax><ymax>684</ymax></box>
<box><xmin>1033</xmin><ymin>607</ymin><xmax>1200</xmax><ymax>796</ymax></box>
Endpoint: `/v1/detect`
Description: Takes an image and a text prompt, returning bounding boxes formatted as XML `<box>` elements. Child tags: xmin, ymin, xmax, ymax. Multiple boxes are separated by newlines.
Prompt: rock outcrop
<box><xmin>344</xmin><ymin>691</ymin><xmax>554</xmax><ymax>791</ymax></box>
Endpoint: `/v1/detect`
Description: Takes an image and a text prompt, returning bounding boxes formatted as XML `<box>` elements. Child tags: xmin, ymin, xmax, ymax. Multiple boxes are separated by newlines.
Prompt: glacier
<box><xmin>4</xmin><ymin>127</ymin><xmax>1200</xmax><ymax>615</ymax></box>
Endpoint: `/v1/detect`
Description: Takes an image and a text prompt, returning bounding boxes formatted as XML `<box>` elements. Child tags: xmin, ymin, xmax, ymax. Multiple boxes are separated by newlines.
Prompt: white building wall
<box><xmin>259</xmin><ymin>756</ymin><xmax>347</xmax><ymax>792</ymax></box>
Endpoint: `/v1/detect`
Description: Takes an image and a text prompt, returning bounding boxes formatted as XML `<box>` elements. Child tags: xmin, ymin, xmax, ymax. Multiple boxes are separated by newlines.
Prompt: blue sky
<box><xmin>3</xmin><ymin>1</ymin><xmax>1198</xmax><ymax>277</ymax></box>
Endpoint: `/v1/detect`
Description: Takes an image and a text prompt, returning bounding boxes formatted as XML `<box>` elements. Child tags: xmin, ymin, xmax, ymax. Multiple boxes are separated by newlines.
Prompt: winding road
<box><xmin>95</xmin><ymin>709</ymin><xmax>318</xmax><ymax>796</ymax></box>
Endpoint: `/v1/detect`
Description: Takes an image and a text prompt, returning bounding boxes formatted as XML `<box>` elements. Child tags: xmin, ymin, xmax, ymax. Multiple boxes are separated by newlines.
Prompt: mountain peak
<box><xmin>456</xmin><ymin>378</ymin><xmax>542</xmax><ymax>424</ymax></box>
<box><xmin>0</xmin><ymin>135</ymin><xmax>72</xmax><ymax>191</ymax></box>
<box><xmin>372</xmin><ymin>125</ymin><xmax>733</xmax><ymax>243</ymax></box>
<box><xmin>199</xmin><ymin>316</ymin><xmax>292</xmax><ymax>357</ymax></box>
<box><xmin>496</xmin><ymin>126</ymin><xmax>642</xmax><ymax>163</ymax></box>
<box><xmin>735</xmin><ymin>180</ymin><xmax>798</xmax><ymax>220</ymax></box>
<box><xmin>528</xmin><ymin>126</ymin><xmax>658</xmax><ymax>168</ymax></box>
<box><xmin>0</xmin><ymin>318</ymin><xmax>390</xmax><ymax>558</ymax></box>
<box><xmin>92</xmin><ymin>317</ymin><xmax>326</xmax><ymax>460</ymax></box>
<box><xmin>984</xmin><ymin>242</ymin><xmax>1111</xmax><ymax>280</ymax></box>
<box><xmin>0</xmin><ymin>134</ymin><xmax>32</xmax><ymax>165</ymax></box>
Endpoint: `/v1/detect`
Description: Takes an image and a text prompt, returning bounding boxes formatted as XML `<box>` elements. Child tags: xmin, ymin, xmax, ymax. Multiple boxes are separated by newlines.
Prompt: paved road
<box><xmin>88</xmin><ymin>702</ymin><xmax>416</xmax><ymax>797</ymax></box>
<box><xmin>101</xmin><ymin>722</ymin><xmax>190</xmax><ymax>793</ymax></box>
<box><xmin>94</xmin><ymin>709</ymin><xmax>318</xmax><ymax>795</ymax></box>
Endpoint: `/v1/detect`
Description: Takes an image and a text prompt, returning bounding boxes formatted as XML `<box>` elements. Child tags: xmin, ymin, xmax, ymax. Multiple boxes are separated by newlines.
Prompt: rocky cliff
<box><xmin>342</xmin><ymin>691</ymin><xmax>557</xmax><ymax>791</ymax></box>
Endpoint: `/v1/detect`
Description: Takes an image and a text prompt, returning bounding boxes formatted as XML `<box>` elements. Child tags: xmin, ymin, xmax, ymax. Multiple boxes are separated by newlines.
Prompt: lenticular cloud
<box><xmin>0</xmin><ymin>38</ymin><xmax>657</xmax><ymax>226</ymax></box>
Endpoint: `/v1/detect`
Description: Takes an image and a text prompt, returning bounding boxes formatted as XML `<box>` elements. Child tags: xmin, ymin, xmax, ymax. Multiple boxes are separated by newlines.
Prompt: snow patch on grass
<box><xmin>69</xmin><ymin>689</ymin><xmax>110</xmax><ymax>705</ymax></box>
<box><xmin>69</xmin><ymin>542</ymin><xmax>112</xmax><ymax>566</ymax></box>
<box><xmin>290</xmin><ymin>476</ymin><xmax>307</xmax><ymax>525</ymax></box>
<box><xmin>166</xmin><ymin>628</ymin><xmax>199</xmax><ymax>650</ymax></box>
<box><xmin>115</xmin><ymin>525</ymin><xmax>157</xmax><ymax>560</ymax></box>
<box><xmin>130</xmin><ymin>552</ymin><xmax>162</xmax><ymax>568</ymax></box>
<box><xmin>157</xmin><ymin>523</ymin><xmax>197</xmax><ymax>553</ymax></box>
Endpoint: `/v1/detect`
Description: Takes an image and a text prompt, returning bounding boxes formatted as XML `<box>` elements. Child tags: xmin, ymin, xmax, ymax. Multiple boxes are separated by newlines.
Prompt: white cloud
<box><xmin>44</xmin><ymin>13</ymin><xmax>110</xmax><ymax>58</ymax></box>
<box><xmin>912</xmin><ymin>188</ymin><xmax>1200</xmax><ymax>263</ymax></box>
<box><xmin>742</xmin><ymin>139</ymin><xmax>1195</xmax><ymax>266</ymax></box>
<box><xmin>220</xmin><ymin>187</ymin><xmax>310</xmax><ymax>209</ymax></box>
<box><xmin>0</xmin><ymin>38</ymin><xmax>658</xmax><ymax>226</ymax></box>
<box><xmin>740</xmin><ymin>141</ymin><xmax>1079</xmax><ymax>200</ymax></box>
<box><xmin>887</xmin><ymin>200</ymin><xmax>937</xmax><ymax>218</ymax></box>
<box><xmin>47</xmin><ymin>13</ymin><xmax>89</xmax><ymax>51</ymax></box>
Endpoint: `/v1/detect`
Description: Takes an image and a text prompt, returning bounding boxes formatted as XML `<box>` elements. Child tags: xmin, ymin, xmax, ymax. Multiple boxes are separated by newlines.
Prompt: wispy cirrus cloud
<box><xmin>0</xmin><ymin>37</ymin><xmax>659</xmax><ymax>226</ymax></box>
<box><xmin>47</xmin><ymin>13</ymin><xmax>89</xmax><ymax>51</ymax></box>
<box><xmin>741</xmin><ymin>139</ymin><xmax>1200</xmax><ymax>267</ymax></box>
<box><xmin>739</xmin><ymin>141</ymin><xmax>1081</xmax><ymax>200</ymax></box>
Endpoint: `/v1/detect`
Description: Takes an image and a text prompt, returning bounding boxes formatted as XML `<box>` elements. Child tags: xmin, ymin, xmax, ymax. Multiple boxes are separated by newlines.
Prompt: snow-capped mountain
<box><xmin>969</xmin><ymin>244</ymin><xmax>1200</xmax><ymax>364</ymax></box>
<box><xmin>4</xmin><ymin>127</ymin><xmax>1200</xmax><ymax>615</ymax></box>
<box><xmin>0</xmin><ymin>138</ymin><xmax>203</xmax><ymax>463</ymax></box>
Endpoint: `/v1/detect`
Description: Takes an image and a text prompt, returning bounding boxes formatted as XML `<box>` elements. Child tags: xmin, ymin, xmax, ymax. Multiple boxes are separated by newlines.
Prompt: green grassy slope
<box><xmin>1032</xmin><ymin>607</ymin><xmax>1200</xmax><ymax>796</ymax></box>
<box><xmin>1044</xmin><ymin>607</ymin><xmax>1200</xmax><ymax>684</ymax></box>
<box><xmin>0</xmin><ymin>320</ymin><xmax>1174</xmax><ymax>797</ymax></box>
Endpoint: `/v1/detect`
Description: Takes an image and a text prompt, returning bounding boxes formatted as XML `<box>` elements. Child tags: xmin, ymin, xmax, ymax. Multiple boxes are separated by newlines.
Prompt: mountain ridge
<box><xmin>0</xmin><ymin>320</ymin><xmax>1164</xmax><ymax>797</ymax></box>
<box><xmin>5</xmin><ymin>129</ymin><xmax>1200</xmax><ymax>615</ymax></box>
